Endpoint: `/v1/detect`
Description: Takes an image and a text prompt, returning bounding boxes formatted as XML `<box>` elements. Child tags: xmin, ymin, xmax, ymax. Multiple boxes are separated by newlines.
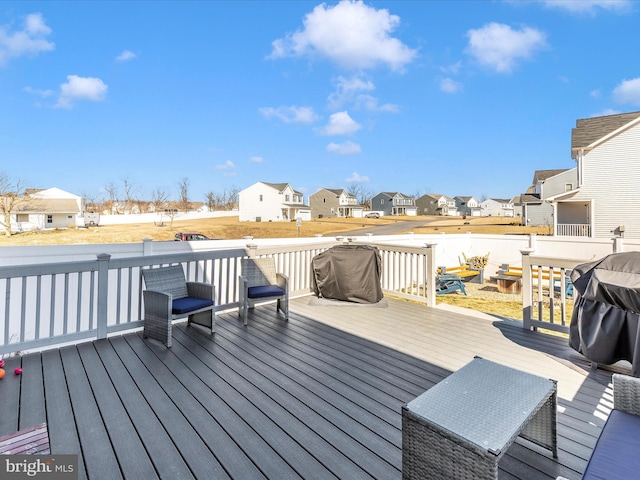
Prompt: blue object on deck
<box><xmin>436</xmin><ymin>274</ymin><xmax>467</xmax><ymax>296</ymax></box>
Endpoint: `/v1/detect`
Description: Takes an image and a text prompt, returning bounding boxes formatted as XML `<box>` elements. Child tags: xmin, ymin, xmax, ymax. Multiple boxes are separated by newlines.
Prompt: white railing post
<box><xmin>424</xmin><ymin>243</ymin><xmax>437</xmax><ymax>308</ymax></box>
<box><xmin>143</xmin><ymin>238</ymin><xmax>153</xmax><ymax>255</ymax></box>
<box><xmin>247</xmin><ymin>243</ymin><xmax>258</xmax><ymax>258</ymax></box>
<box><xmin>96</xmin><ymin>253</ymin><xmax>111</xmax><ymax>339</ymax></box>
<box><xmin>613</xmin><ymin>236</ymin><xmax>624</xmax><ymax>253</ymax></box>
<box><xmin>521</xmin><ymin>248</ymin><xmax>535</xmax><ymax>330</ymax></box>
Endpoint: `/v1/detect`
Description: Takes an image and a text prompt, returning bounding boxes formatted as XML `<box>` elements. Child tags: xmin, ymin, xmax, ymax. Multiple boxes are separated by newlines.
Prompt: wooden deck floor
<box><xmin>0</xmin><ymin>296</ymin><xmax>621</xmax><ymax>480</ymax></box>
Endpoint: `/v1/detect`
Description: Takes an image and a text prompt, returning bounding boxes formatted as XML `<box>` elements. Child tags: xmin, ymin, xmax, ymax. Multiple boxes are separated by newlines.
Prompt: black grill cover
<box><xmin>311</xmin><ymin>245</ymin><xmax>383</xmax><ymax>303</ymax></box>
<box><xmin>569</xmin><ymin>252</ymin><xmax>640</xmax><ymax>375</ymax></box>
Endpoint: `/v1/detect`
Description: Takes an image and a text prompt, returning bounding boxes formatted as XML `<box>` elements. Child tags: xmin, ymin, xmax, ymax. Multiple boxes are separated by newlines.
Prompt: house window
<box><xmin>565</xmin><ymin>183</ymin><xmax>573</xmax><ymax>192</ymax></box>
<box><xmin>381</xmin><ymin>199</ymin><xmax>384</xmax><ymax>204</ymax></box>
<box><xmin>47</xmin><ymin>215</ymin><xmax>53</xmax><ymax>224</ymax></box>
<box><xmin>17</xmin><ymin>214</ymin><xmax>28</xmax><ymax>222</ymax></box>
<box><xmin>259</xmin><ymin>194</ymin><xmax>263</xmax><ymax>202</ymax></box>
<box><xmin>285</xmin><ymin>194</ymin><xmax>290</xmax><ymax>202</ymax></box>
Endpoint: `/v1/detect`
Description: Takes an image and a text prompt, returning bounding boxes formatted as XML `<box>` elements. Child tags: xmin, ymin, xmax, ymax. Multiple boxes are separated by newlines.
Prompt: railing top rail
<box><xmin>527</xmin><ymin>254</ymin><xmax>586</xmax><ymax>268</ymax></box>
<box><xmin>0</xmin><ymin>259</ymin><xmax>99</xmax><ymax>279</ymax></box>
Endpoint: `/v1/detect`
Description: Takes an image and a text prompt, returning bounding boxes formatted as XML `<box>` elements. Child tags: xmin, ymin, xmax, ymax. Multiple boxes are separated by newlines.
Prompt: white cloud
<box><xmin>23</xmin><ymin>86</ymin><xmax>54</xmax><ymax>97</ymax></box>
<box><xmin>440</xmin><ymin>78</ymin><xmax>463</xmax><ymax>93</ymax></box>
<box><xmin>590</xmin><ymin>89</ymin><xmax>601</xmax><ymax>98</ymax></box>
<box><xmin>116</xmin><ymin>50</ymin><xmax>137</xmax><ymax>62</ymax></box>
<box><xmin>328</xmin><ymin>75</ymin><xmax>397</xmax><ymax>112</ymax></box>
<box><xmin>540</xmin><ymin>0</ymin><xmax>632</xmax><ymax>14</ymax></box>
<box><xmin>319</xmin><ymin>111</ymin><xmax>361</xmax><ymax>136</ymax></box>
<box><xmin>250</xmin><ymin>156</ymin><xmax>264</xmax><ymax>163</ymax></box>
<box><xmin>591</xmin><ymin>108</ymin><xmax>621</xmax><ymax>117</ymax></box>
<box><xmin>55</xmin><ymin>75</ymin><xmax>108</xmax><ymax>109</ymax></box>
<box><xmin>0</xmin><ymin>12</ymin><xmax>55</xmax><ymax>66</ymax></box>
<box><xmin>215</xmin><ymin>160</ymin><xmax>235</xmax><ymax>170</ymax></box>
<box><xmin>354</xmin><ymin>95</ymin><xmax>399</xmax><ymax>112</ymax></box>
<box><xmin>326</xmin><ymin>141</ymin><xmax>362</xmax><ymax>155</ymax></box>
<box><xmin>269</xmin><ymin>0</ymin><xmax>417</xmax><ymax>72</ymax></box>
<box><xmin>465</xmin><ymin>22</ymin><xmax>546</xmax><ymax>73</ymax></box>
<box><xmin>259</xmin><ymin>105</ymin><xmax>319</xmax><ymax>124</ymax></box>
<box><xmin>612</xmin><ymin>77</ymin><xmax>640</xmax><ymax>105</ymax></box>
<box><xmin>346</xmin><ymin>172</ymin><xmax>370</xmax><ymax>182</ymax></box>
<box><xmin>440</xmin><ymin>61</ymin><xmax>462</xmax><ymax>75</ymax></box>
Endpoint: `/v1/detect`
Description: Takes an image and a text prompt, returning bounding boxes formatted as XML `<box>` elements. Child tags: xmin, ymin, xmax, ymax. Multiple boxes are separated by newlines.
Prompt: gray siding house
<box><xmin>371</xmin><ymin>192</ymin><xmax>417</xmax><ymax>216</ymax></box>
<box><xmin>521</xmin><ymin>169</ymin><xmax>577</xmax><ymax>228</ymax></box>
<box><xmin>309</xmin><ymin>188</ymin><xmax>364</xmax><ymax>218</ymax></box>
<box><xmin>416</xmin><ymin>194</ymin><xmax>456</xmax><ymax>216</ymax></box>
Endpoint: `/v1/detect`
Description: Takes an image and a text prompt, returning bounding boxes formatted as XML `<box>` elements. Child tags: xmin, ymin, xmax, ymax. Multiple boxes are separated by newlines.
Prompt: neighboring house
<box><xmin>309</xmin><ymin>188</ymin><xmax>364</xmax><ymax>218</ymax></box>
<box><xmin>370</xmin><ymin>192</ymin><xmax>417</xmax><ymax>216</ymax></box>
<box><xmin>454</xmin><ymin>196</ymin><xmax>481</xmax><ymax>217</ymax></box>
<box><xmin>3</xmin><ymin>187</ymin><xmax>84</xmax><ymax>232</ymax></box>
<box><xmin>545</xmin><ymin>110</ymin><xmax>640</xmax><ymax>238</ymax></box>
<box><xmin>479</xmin><ymin>198</ymin><xmax>514</xmax><ymax>217</ymax></box>
<box><xmin>520</xmin><ymin>169</ymin><xmax>577</xmax><ymax>228</ymax></box>
<box><xmin>239</xmin><ymin>182</ymin><xmax>311</xmax><ymax>222</ymax></box>
<box><xmin>415</xmin><ymin>194</ymin><xmax>457</xmax><ymax>216</ymax></box>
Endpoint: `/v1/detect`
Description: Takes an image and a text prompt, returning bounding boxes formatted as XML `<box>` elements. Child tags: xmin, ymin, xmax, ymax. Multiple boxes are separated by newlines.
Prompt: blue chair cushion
<box><xmin>248</xmin><ymin>285</ymin><xmax>285</xmax><ymax>299</ymax></box>
<box><xmin>582</xmin><ymin>409</ymin><xmax>640</xmax><ymax>479</ymax></box>
<box><xmin>172</xmin><ymin>297</ymin><xmax>214</xmax><ymax>315</ymax></box>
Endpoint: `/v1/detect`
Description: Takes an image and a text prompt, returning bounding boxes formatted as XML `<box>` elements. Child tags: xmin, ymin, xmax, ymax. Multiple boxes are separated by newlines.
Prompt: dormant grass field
<box><xmin>0</xmin><ymin>215</ymin><xmax>548</xmax><ymax>246</ymax></box>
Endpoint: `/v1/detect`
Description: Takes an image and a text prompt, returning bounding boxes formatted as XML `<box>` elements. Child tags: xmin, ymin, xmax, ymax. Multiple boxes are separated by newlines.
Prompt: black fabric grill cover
<box><xmin>569</xmin><ymin>252</ymin><xmax>640</xmax><ymax>376</ymax></box>
<box><xmin>311</xmin><ymin>245</ymin><xmax>383</xmax><ymax>303</ymax></box>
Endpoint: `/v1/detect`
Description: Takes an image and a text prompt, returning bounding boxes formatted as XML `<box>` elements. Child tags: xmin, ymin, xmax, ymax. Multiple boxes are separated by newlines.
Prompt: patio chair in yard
<box><xmin>239</xmin><ymin>257</ymin><xmax>288</xmax><ymax>326</ymax></box>
<box><xmin>436</xmin><ymin>274</ymin><xmax>467</xmax><ymax>296</ymax></box>
<box><xmin>141</xmin><ymin>265</ymin><xmax>215</xmax><ymax>347</ymax></box>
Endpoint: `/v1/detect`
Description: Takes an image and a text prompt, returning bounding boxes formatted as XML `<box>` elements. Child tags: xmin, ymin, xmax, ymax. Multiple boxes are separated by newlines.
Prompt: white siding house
<box><xmin>4</xmin><ymin>187</ymin><xmax>84</xmax><ymax>232</ymax></box>
<box><xmin>239</xmin><ymin>182</ymin><xmax>310</xmax><ymax>222</ymax></box>
<box><xmin>479</xmin><ymin>198</ymin><xmax>514</xmax><ymax>217</ymax></box>
<box><xmin>548</xmin><ymin>111</ymin><xmax>640</xmax><ymax>238</ymax></box>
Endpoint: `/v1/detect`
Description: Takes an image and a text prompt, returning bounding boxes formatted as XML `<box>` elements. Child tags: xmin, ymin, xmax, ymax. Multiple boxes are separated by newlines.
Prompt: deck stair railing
<box><xmin>0</xmin><ymin>240</ymin><xmax>436</xmax><ymax>355</ymax></box>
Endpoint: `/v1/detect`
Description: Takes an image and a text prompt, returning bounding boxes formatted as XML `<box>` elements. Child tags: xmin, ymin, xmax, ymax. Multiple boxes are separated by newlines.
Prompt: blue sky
<box><xmin>2</xmin><ymin>0</ymin><xmax>639</xmax><ymax>204</ymax></box>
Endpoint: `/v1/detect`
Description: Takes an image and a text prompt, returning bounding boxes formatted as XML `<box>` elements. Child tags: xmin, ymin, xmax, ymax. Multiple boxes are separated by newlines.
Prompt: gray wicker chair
<box><xmin>557</xmin><ymin>373</ymin><xmax>640</xmax><ymax>480</ymax></box>
<box><xmin>141</xmin><ymin>265</ymin><xmax>215</xmax><ymax>347</ymax></box>
<box><xmin>239</xmin><ymin>257</ymin><xmax>288</xmax><ymax>326</ymax></box>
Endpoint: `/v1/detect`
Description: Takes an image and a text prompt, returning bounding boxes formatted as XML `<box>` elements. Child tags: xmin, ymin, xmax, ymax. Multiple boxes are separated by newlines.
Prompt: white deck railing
<box><xmin>521</xmin><ymin>251</ymin><xmax>584</xmax><ymax>334</ymax></box>
<box><xmin>0</xmin><ymin>240</ymin><xmax>437</xmax><ymax>355</ymax></box>
<box><xmin>556</xmin><ymin>223</ymin><xmax>591</xmax><ymax>237</ymax></box>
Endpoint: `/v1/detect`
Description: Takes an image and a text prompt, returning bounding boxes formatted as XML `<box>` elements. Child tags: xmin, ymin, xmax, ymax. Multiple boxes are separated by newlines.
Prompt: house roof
<box><xmin>571</xmin><ymin>110</ymin><xmax>640</xmax><ymax>157</ymax></box>
<box><xmin>15</xmin><ymin>198</ymin><xmax>81</xmax><ymax>214</ymax></box>
<box><xmin>379</xmin><ymin>191</ymin><xmax>414</xmax><ymax>199</ymax></box>
<box><xmin>325</xmin><ymin>188</ymin><xmax>356</xmax><ymax>198</ymax></box>
<box><xmin>263</xmin><ymin>182</ymin><xmax>303</xmax><ymax>196</ymax></box>
<box><xmin>532</xmin><ymin>169</ymin><xmax>570</xmax><ymax>184</ymax></box>
<box><xmin>520</xmin><ymin>194</ymin><xmax>542</xmax><ymax>204</ymax></box>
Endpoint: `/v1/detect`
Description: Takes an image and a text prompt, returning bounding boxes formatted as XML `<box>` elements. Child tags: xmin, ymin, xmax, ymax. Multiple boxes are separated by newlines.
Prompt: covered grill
<box><xmin>569</xmin><ymin>252</ymin><xmax>640</xmax><ymax>375</ymax></box>
<box><xmin>311</xmin><ymin>244</ymin><xmax>383</xmax><ymax>304</ymax></box>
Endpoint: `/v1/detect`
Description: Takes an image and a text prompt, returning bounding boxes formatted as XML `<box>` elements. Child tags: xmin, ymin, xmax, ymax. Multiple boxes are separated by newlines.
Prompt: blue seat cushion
<box><xmin>248</xmin><ymin>285</ymin><xmax>285</xmax><ymax>299</ymax></box>
<box><xmin>582</xmin><ymin>409</ymin><xmax>640</xmax><ymax>479</ymax></box>
<box><xmin>172</xmin><ymin>297</ymin><xmax>214</xmax><ymax>315</ymax></box>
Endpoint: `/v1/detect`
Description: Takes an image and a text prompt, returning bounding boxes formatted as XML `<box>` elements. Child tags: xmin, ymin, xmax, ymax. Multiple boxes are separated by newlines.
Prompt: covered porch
<box><xmin>1</xmin><ymin>295</ymin><xmax>615</xmax><ymax>480</ymax></box>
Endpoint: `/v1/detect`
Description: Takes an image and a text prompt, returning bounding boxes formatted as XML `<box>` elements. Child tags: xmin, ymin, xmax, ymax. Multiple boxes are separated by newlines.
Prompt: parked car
<box><xmin>364</xmin><ymin>212</ymin><xmax>380</xmax><ymax>219</ymax></box>
<box><xmin>174</xmin><ymin>232</ymin><xmax>211</xmax><ymax>241</ymax></box>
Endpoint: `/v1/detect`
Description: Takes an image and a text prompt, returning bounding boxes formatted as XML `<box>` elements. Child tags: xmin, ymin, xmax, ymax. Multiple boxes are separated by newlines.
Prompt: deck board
<box><xmin>1</xmin><ymin>296</ymin><xmax>623</xmax><ymax>480</ymax></box>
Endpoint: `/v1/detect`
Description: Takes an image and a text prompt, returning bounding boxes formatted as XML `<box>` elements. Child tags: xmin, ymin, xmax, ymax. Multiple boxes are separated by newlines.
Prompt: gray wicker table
<box><xmin>402</xmin><ymin>357</ymin><xmax>557</xmax><ymax>480</ymax></box>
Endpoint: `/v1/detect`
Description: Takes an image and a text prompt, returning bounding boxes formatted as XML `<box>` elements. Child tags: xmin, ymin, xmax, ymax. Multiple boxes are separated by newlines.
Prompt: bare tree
<box><xmin>81</xmin><ymin>191</ymin><xmax>99</xmax><ymax>212</ymax></box>
<box><xmin>226</xmin><ymin>186</ymin><xmax>239</xmax><ymax>210</ymax></box>
<box><xmin>151</xmin><ymin>187</ymin><xmax>169</xmax><ymax>213</ymax></box>
<box><xmin>205</xmin><ymin>191</ymin><xmax>217</xmax><ymax>211</ymax></box>
<box><xmin>347</xmin><ymin>183</ymin><xmax>374</xmax><ymax>209</ymax></box>
<box><xmin>0</xmin><ymin>173</ymin><xmax>27</xmax><ymax>236</ymax></box>
<box><xmin>104</xmin><ymin>182</ymin><xmax>119</xmax><ymax>214</ymax></box>
<box><xmin>121</xmin><ymin>177</ymin><xmax>139</xmax><ymax>213</ymax></box>
<box><xmin>178</xmin><ymin>177</ymin><xmax>190</xmax><ymax>212</ymax></box>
